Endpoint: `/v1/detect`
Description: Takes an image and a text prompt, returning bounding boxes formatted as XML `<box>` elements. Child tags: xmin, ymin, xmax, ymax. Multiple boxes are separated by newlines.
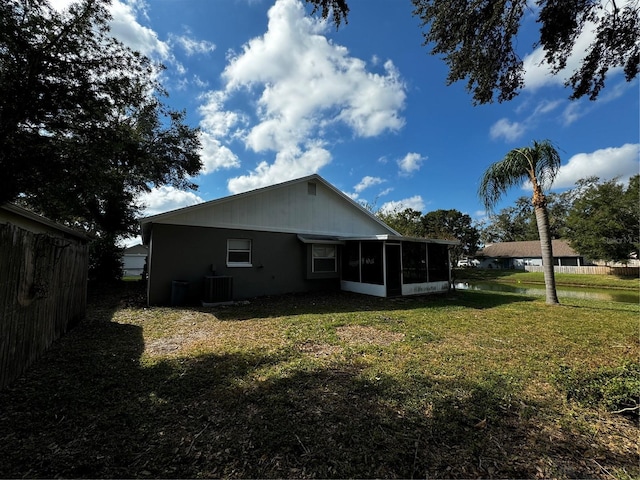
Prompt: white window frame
<box><xmin>312</xmin><ymin>244</ymin><xmax>337</xmax><ymax>273</ymax></box>
<box><xmin>227</xmin><ymin>239</ymin><xmax>252</xmax><ymax>267</ymax></box>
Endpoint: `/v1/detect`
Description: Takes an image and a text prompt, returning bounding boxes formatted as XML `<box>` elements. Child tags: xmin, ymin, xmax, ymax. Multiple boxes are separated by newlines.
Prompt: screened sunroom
<box><xmin>339</xmin><ymin>236</ymin><xmax>457</xmax><ymax>298</ymax></box>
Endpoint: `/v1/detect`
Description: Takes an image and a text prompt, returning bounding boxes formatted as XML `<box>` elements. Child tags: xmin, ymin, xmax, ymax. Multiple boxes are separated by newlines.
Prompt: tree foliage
<box><xmin>88</xmin><ymin>235</ymin><xmax>125</xmax><ymax>282</ymax></box>
<box><xmin>1</xmin><ymin>0</ymin><xmax>202</xmax><ymax>280</ymax></box>
<box><xmin>305</xmin><ymin>0</ymin><xmax>350</xmax><ymax>27</ymax></box>
<box><xmin>566</xmin><ymin>175</ymin><xmax>640</xmax><ymax>263</ymax></box>
<box><xmin>0</xmin><ymin>0</ymin><xmax>201</xmax><ymax>234</ymax></box>
<box><xmin>376</xmin><ymin>207</ymin><xmax>480</xmax><ymax>264</ymax></box>
<box><xmin>308</xmin><ymin>0</ymin><xmax>639</xmax><ymax>103</ymax></box>
<box><xmin>421</xmin><ymin>209</ymin><xmax>480</xmax><ymax>262</ymax></box>
<box><xmin>377</xmin><ymin>208</ymin><xmax>425</xmax><ymax>238</ymax></box>
<box><xmin>480</xmin><ymin>193</ymin><xmax>571</xmax><ymax>243</ymax></box>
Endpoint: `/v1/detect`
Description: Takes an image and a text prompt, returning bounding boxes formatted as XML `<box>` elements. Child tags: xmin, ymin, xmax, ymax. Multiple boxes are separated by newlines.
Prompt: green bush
<box><xmin>89</xmin><ymin>236</ymin><xmax>124</xmax><ymax>283</ymax></box>
<box><xmin>555</xmin><ymin>362</ymin><xmax>640</xmax><ymax>412</ymax></box>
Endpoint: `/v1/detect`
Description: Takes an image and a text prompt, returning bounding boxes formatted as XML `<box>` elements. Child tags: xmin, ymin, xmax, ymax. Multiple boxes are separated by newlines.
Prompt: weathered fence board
<box><xmin>525</xmin><ymin>265</ymin><xmax>639</xmax><ymax>276</ymax></box>
<box><xmin>0</xmin><ymin>223</ymin><xmax>88</xmax><ymax>390</ymax></box>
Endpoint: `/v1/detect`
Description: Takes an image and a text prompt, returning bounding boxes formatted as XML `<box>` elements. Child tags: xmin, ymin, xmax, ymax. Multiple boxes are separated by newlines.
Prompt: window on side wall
<box><xmin>312</xmin><ymin>244</ymin><xmax>337</xmax><ymax>273</ymax></box>
<box><xmin>227</xmin><ymin>239</ymin><xmax>252</xmax><ymax>267</ymax></box>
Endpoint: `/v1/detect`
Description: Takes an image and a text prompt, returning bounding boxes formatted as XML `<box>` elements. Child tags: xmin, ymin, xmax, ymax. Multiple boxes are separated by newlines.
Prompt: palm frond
<box><xmin>478</xmin><ymin>150</ymin><xmax>530</xmax><ymax>211</ymax></box>
<box><xmin>478</xmin><ymin>139</ymin><xmax>561</xmax><ymax>211</ymax></box>
<box><xmin>530</xmin><ymin>139</ymin><xmax>561</xmax><ymax>190</ymax></box>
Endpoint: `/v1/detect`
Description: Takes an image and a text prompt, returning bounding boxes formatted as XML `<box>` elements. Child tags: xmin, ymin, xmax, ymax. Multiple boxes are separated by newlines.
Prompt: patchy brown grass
<box><xmin>336</xmin><ymin>324</ymin><xmax>405</xmax><ymax>345</ymax></box>
<box><xmin>0</xmin><ymin>282</ymin><xmax>637</xmax><ymax>479</ymax></box>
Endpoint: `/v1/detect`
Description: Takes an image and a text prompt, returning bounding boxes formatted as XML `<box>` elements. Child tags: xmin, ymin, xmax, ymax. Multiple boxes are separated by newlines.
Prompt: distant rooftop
<box><xmin>477</xmin><ymin>240</ymin><xmax>579</xmax><ymax>258</ymax></box>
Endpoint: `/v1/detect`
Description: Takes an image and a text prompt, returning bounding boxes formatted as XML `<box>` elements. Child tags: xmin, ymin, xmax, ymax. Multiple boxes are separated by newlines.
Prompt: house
<box><xmin>475</xmin><ymin>240</ymin><xmax>587</xmax><ymax>269</ymax></box>
<box><xmin>122</xmin><ymin>244</ymin><xmax>148</xmax><ymax>278</ymax></box>
<box><xmin>140</xmin><ymin>174</ymin><xmax>457</xmax><ymax>305</ymax></box>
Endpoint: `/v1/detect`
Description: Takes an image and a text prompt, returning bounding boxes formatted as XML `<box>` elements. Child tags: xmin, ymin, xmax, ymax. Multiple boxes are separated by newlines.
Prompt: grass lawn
<box><xmin>455</xmin><ymin>268</ymin><xmax>640</xmax><ymax>290</ymax></box>
<box><xmin>0</xmin><ymin>282</ymin><xmax>637</xmax><ymax>478</ymax></box>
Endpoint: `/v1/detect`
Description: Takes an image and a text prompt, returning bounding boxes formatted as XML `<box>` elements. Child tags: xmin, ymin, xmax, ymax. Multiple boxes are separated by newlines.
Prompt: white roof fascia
<box><xmin>339</xmin><ymin>234</ymin><xmax>459</xmax><ymax>245</ymax></box>
<box><xmin>401</xmin><ymin>236</ymin><xmax>460</xmax><ymax>245</ymax></box>
<box><xmin>297</xmin><ymin>234</ymin><xmax>346</xmax><ymax>245</ymax></box>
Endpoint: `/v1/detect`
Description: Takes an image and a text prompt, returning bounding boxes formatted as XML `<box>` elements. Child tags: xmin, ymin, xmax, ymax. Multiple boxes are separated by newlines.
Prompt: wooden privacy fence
<box><xmin>0</xmin><ymin>223</ymin><xmax>88</xmax><ymax>390</ymax></box>
<box><xmin>525</xmin><ymin>265</ymin><xmax>639</xmax><ymax>276</ymax></box>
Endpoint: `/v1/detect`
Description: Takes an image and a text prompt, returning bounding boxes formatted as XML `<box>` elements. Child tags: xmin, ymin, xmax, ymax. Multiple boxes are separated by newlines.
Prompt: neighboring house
<box><xmin>0</xmin><ymin>203</ymin><xmax>87</xmax><ymax>240</ymax></box>
<box><xmin>122</xmin><ymin>244</ymin><xmax>148</xmax><ymax>277</ymax></box>
<box><xmin>475</xmin><ymin>240</ymin><xmax>587</xmax><ymax>269</ymax></box>
<box><xmin>140</xmin><ymin>174</ymin><xmax>457</xmax><ymax>305</ymax></box>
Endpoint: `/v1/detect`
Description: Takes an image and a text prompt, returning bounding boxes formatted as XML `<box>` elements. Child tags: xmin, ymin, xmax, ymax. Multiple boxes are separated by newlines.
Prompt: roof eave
<box><xmin>1</xmin><ymin>203</ymin><xmax>89</xmax><ymax>241</ymax></box>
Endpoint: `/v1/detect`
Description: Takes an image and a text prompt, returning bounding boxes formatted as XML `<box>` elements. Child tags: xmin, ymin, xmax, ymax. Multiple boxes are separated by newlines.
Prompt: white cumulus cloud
<box><xmin>397</xmin><ymin>152</ymin><xmax>425</xmax><ymax>176</ymax></box>
<box><xmin>354</xmin><ymin>176</ymin><xmax>385</xmax><ymax>193</ymax></box>
<box><xmin>137</xmin><ymin>186</ymin><xmax>204</xmax><ymax>217</ymax></box>
<box><xmin>199</xmin><ymin>132</ymin><xmax>241</xmax><ymax>174</ymax></box>
<box><xmin>561</xmin><ymin>102</ymin><xmax>586</xmax><ymax>126</ymax></box>
<box><xmin>212</xmin><ymin>0</ymin><xmax>405</xmax><ymax>191</ymax></box>
<box><xmin>108</xmin><ymin>1</ymin><xmax>171</xmax><ymax>60</ymax></box>
<box><xmin>490</xmin><ymin>118</ymin><xmax>526</xmax><ymax>142</ymax></box>
<box><xmin>222</xmin><ymin>0</ymin><xmax>406</xmax><ymax>145</ymax></box>
<box><xmin>380</xmin><ymin>195</ymin><xmax>425</xmax><ymax>214</ymax></box>
<box><xmin>170</xmin><ymin>33</ymin><xmax>216</xmax><ymax>56</ymax></box>
<box><xmin>227</xmin><ymin>145</ymin><xmax>332</xmax><ymax>194</ymax></box>
<box><xmin>494</xmin><ymin>99</ymin><xmax>563</xmax><ymax>141</ymax></box>
<box><xmin>198</xmin><ymin>91</ymin><xmax>245</xmax><ymax>138</ymax></box>
<box><xmin>552</xmin><ymin>143</ymin><xmax>640</xmax><ymax>189</ymax></box>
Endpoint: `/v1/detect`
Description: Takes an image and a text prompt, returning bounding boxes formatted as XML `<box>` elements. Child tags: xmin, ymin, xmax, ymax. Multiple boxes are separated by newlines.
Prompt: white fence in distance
<box><xmin>524</xmin><ymin>265</ymin><xmax>639</xmax><ymax>276</ymax></box>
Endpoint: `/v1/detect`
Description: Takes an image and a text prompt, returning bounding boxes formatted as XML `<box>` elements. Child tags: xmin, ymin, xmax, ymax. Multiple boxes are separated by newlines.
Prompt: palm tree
<box><xmin>479</xmin><ymin>140</ymin><xmax>561</xmax><ymax>304</ymax></box>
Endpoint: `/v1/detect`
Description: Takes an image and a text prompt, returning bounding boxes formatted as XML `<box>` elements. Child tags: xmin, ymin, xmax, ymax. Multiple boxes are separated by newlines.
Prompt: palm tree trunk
<box><xmin>534</xmin><ymin>205</ymin><xmax>560</xmax><ymax>304</ymax></box>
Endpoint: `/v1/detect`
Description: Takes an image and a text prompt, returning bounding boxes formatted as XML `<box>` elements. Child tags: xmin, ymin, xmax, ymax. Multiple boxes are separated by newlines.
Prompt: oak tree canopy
<box><xmin>1</xmin><ymin>0</ymin><xmax>202</xmax><ymax>280</ymax></box>
<box><xmin>0</xmin><ymin>0</ymin><xmax>202</xmax><ymax>238</ymax></box>
<box><xmin>306</xmin><ymin>0</ymin><xmax>639</xmax><ymax>104</ymax></box>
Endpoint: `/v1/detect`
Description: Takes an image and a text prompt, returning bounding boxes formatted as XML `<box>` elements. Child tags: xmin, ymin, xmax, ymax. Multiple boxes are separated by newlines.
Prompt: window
<box><xmin>312</xmin><ymin>244</ymin><xmax>336</xmax><ymax>272</ymax></box>
<box><xmin>227</xmin><ymin>239</ymin><xmax>252</xmax><ymax>267</ymax></box>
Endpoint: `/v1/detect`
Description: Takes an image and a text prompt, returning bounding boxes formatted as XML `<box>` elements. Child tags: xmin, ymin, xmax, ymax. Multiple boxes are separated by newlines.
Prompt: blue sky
<box><xmin>52</xmin><ymin>0</ymin><xmax>639</xmax><ymax>240</ymax></box>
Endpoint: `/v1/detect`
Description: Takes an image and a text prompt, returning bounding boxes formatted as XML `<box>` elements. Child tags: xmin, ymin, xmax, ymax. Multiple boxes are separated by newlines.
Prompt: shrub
<box><xmin>555</xmin><ymin>362</ymin><xmax>640</xmax><ymax>413</ymax></box>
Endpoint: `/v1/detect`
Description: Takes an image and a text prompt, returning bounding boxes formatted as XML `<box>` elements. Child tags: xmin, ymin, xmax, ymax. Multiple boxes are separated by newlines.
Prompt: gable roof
<box><xmin>124</xmin><ymin>244</ymin><xmax>148</xmax><ymax>255</ymax></box>
<box><xmin>140</xmin><ymin>174</ymin><xmax>400</xmax><ymax>243</ymax></box>
<box><xmin>477</xmin><ymin>240</ymin><xmax>580</xmax><ymax>258</ymax></box>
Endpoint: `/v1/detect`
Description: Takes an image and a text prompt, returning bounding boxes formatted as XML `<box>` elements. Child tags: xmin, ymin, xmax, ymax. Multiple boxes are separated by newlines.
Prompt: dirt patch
<box><xmin>336</xmin><ymin>325</ymin><xmax>404</xmax><ymax>345</ymax></box>
<box><xmin>146</xmin><ymin>329</ymin><xmax>211</xmax><ymax>355</ymax></box>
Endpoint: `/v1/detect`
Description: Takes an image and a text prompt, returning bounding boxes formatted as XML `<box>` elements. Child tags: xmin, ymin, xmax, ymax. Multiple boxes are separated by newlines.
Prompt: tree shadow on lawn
<box><xmin>207</xmin><ymin>289</ymin><xmax>537</xmax><ymax>321</ymax></box>
<box><xmin>0</xmin><ymin>317</ymin><xmax>634</xmax><ymax>479</ymax></box>
<box><xmin>558</xmin><ymin>301</ymin><xmax>640</xmax><ymax>314</ymax></box>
